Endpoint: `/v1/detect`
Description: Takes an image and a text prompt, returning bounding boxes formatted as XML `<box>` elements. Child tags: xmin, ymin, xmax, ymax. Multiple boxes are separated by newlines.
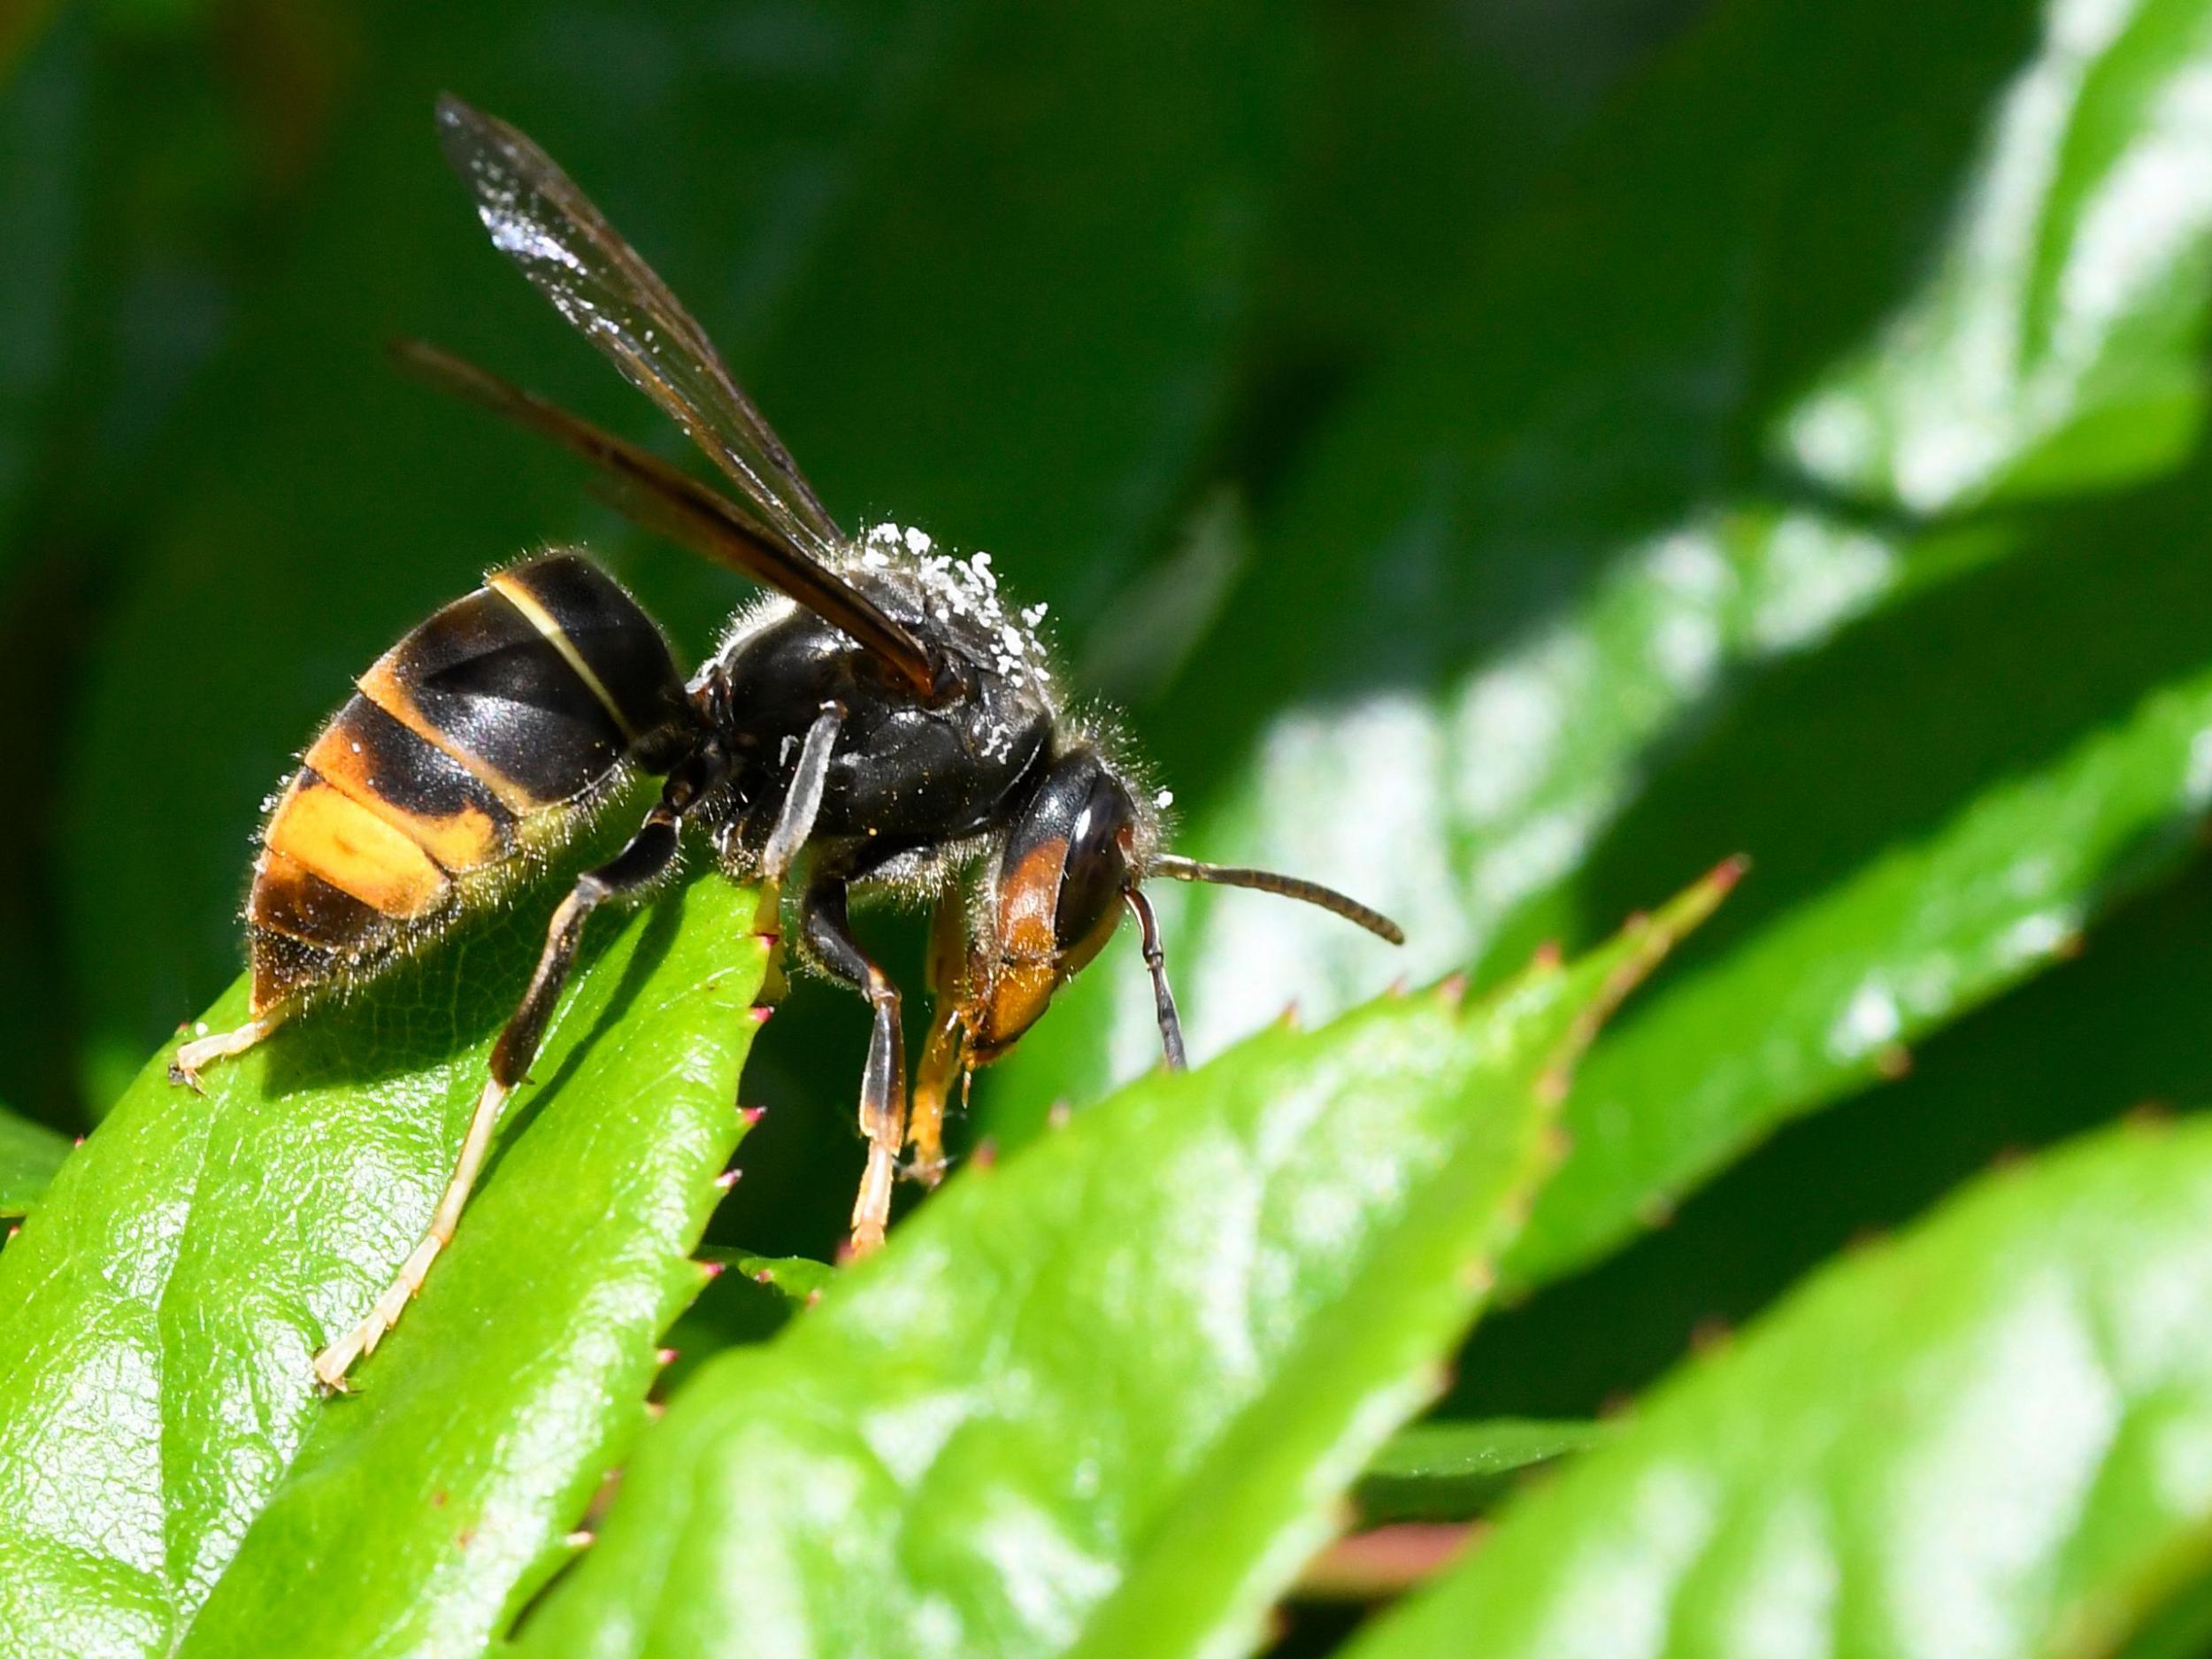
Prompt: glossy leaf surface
<box><xmin>511</xmin><ymin>875</ymin><xmax>1730</xmax><ymax>1659</ymax></box>
<box><xmin>1509</xmin><ymin>516</ymin><xmax>2212</xmax><ymax>1280</ymax></box>
<box><xmin>1346</xmin><ymin>1115</ymin><xmax>2212</xmax><ymax>1659</ymax></box>
<box><xmin>0</xmin><ymin>869</ymin><xmax>766</xmax><ymax>1658</ymax></box>
<box><xmin>988</xmin><ymin>0</ymin><xmax>2212</xmax><ymax>1295</ymax></box>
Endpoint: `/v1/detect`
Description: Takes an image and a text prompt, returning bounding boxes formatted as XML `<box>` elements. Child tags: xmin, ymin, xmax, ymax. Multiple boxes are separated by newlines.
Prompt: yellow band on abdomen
<box><xmin>265</xmin><ymin>773</ymin><xmax>452</xmax><ymax>919</ymax></box>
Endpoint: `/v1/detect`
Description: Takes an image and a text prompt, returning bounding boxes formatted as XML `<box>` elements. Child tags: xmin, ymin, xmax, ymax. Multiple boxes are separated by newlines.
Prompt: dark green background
<box><xmin>9</xmin><ymin>0</ymin><xmax>2212</xmax><ymax>1436</ymax></box>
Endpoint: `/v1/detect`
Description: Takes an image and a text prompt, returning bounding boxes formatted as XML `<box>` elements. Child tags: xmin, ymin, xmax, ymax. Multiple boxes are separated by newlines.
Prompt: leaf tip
<box><xmin>1542</xmin><ymin>861</ymin><xmax>1747</xmax><ymax>1090</ymax></box>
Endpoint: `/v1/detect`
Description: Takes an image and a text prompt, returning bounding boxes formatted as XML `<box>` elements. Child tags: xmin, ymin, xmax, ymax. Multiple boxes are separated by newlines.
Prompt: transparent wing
<box><xmin>392</xmin><ymin>342</ymin><xmax>937</xmax><ymax>694</ymax></box>
<box><xmin>435</xmin><ymin>94</ymin><xmax>845</xmax><ymax>563</ymax></box>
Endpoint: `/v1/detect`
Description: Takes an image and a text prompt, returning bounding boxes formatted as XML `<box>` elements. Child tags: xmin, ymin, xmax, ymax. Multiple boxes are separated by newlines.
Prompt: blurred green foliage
<box><xmin>13</xmin><ymin>0</ymin><xmax>2212</xmax><ymax>1653</ymax></box>
<box><xmin>0</xmin><ymin>0</ymin><xmax>1702</xmax><ymax>1232</ymax></box>
<box><xmin>1348</xmin><ymin>1115</ymin><xmax>2212</xmax><ymax>1659</ymax></box>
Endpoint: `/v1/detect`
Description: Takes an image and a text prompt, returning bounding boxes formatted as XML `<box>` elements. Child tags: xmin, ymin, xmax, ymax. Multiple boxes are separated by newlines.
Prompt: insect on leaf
<box><xmin>0</xmin><ymin>869</ymin><xmax>769</xmax><ymax>1659</ymax></box>
<box><xmin>509</xmin><ymin>869</ymin><xmax>1734</xmax><ymax>1659</ymax></box>
<box><xmin>993</xmin><ymin>0</ymin><xmax>2212</xmax><ymax>1307</ymax></box>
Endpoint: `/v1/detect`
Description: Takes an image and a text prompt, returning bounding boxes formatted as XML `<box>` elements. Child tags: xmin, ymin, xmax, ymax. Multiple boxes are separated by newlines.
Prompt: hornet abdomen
<box><xmin>245</xmin><ymin>551</ymin><xmax>687</xmax><ymax>1015</ymax></box>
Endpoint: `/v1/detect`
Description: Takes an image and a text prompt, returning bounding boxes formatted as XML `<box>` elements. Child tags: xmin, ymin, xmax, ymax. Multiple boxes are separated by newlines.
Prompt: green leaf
<box><xmin>1507</xmin><ymin>506</ymin><xmax>2212</xmax><ymax>1282</ymax></box>
<box><xmin>1784</xmin><ymin>0</ymin><xmax>2212</xmax><ymax>512</ymax></box>
<box><xmin>62</xmin><ymin>0</ymin><xmax>1303</xmax><ymax>1109</ymax></box>
<box><xmin>509</xmin><ymin>872</ymin><xmax>1729</xmax><ymax>1659</ymax></box>
<box><xmin>0</xmin><ymin>865</ymin><xmax>766</xmax><ymax>1657</ymax></box>
<box><xmin>1342</xmin><ymin>1114</ymin><xmax>2212</xmax><ymax>1659</ymax></box>
<box><xmin>709</xmin><ymin>1249</ymin><xmax>838</xmax><ymax>1310</ymax></box>
<box><xmin>657</xmin><ymin>1251</ymin><xmax>839</xmax><ymax>1394</ymax></box>
<box><xmin>1355</xmin><ymin>1419</ymin><xmax>1603</xmax><ymax>1525</ymax></box>
<box><xmin>0</xmin><ymin>1101</ymin><xmax>68</xmax><ymax>1217</ymax></box>
<box><xmin>987</xmin><ymin>0</ymin><xmax>2212</xmax><ymax>1290</ymax></box>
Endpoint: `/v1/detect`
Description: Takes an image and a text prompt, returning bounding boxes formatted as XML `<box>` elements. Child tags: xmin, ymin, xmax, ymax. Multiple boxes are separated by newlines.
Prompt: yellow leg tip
<box><xmin>312</xmin><ymin>1339</ymin><xmax>361</xmax><ymax>1392</ymax></box>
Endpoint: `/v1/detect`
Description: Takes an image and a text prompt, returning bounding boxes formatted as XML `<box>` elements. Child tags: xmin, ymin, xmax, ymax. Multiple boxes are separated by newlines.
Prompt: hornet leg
<box><xmin>313</xmin><ymin>764</ymin><xmax>705</xmax><ymax>1389</ymax></box>
<box><xmin>170</xmin><ymin>1009</ymin><xmax>289</xmax><ymax>1093</ymax></box>
<box><xmin>800</xmin><ymin>877</ymin><xmax>906</xmax><ymax>1256</ymax></box>
<box><xmin>758</xmin><ymin>704</ymin><xmax>842</xmax><ymax>885</ymax></box>
<box><xmin>906</xmin><ymin>880</ymin><xmax>973</xmax><ymax>1186</ymax></box>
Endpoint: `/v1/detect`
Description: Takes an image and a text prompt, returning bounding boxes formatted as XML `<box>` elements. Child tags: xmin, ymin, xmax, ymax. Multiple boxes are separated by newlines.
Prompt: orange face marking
<box><xmin>975</xmin><ymin>959</ymin><xmax>1055</xmax><ymax>1063</ymax></box>
<box><xmin>300</xmin><ymin>725</ymin><xmax>510</xmax><ymax>874</ymax></box>
<box><xmin>966</xmin><ymin>837</ymin><xmax>1070</xmax><ymax>1058</ymax></box>
<box><xmin>265</xmin><ymin>775</ymin><xmax>451</xmax><ymax>919</ymax></box>
<box><xmin>997</xmin><ymin>838</ymin><xmax>1066</xmax><ymax>960</ymax></box>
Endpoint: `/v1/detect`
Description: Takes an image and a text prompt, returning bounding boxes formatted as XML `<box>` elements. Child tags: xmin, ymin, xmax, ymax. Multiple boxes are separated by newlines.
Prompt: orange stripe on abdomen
<box><xmin>301</xmin><ymin>704</ymin><xmax>515</xmax><ymax>877</ymax></box>
<box><xmin>264</xmin><ymin>771</ymin><xmax>452</xmax><ymax>920</ymax></box>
